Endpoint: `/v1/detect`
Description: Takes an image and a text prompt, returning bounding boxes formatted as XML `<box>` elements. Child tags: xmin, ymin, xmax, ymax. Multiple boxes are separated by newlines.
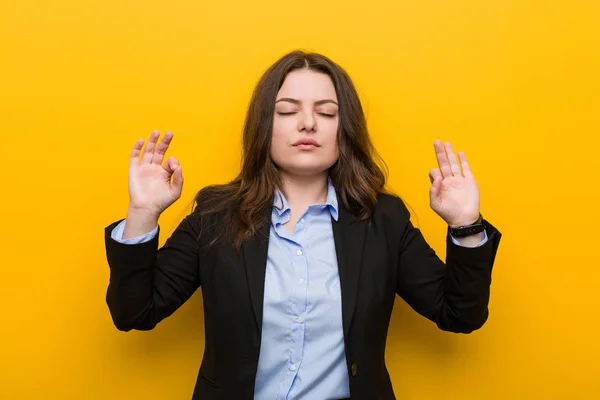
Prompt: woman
<box><xmin>104</xmin><ymin>50</ymin><xmax>501</xmax><ymax>400</ymax></box>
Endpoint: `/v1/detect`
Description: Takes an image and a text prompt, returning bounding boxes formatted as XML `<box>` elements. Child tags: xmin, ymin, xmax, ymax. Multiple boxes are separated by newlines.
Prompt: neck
<box><xmin>279</xmin><ymin>171</ymin><xmax>329</xmax><ymax>207</ymax></box>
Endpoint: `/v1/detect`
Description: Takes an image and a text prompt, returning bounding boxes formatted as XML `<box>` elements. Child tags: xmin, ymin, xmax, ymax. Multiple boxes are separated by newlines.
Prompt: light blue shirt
<box><xmin>252</xmin><ymin>182</ymin><xmax>349</xmax><ymax>399</ymax></box>
<box><xmin>110</xmin><ymin>184</ymin><xmax>487</xmax><ymax>399</ymax></box>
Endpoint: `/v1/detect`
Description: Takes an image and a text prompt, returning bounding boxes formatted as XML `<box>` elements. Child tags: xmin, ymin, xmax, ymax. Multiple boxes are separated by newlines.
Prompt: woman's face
<box><xmin>271</xmin><ymin>69</ymin><xmax>340</xmax><ymax>178</ymax></box>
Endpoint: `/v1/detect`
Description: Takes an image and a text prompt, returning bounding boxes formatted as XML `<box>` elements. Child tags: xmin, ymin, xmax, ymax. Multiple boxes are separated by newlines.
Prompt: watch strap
<box><xmin>448</xmin><ymin>214</ymin><xmax>486</xmax><ymax>238</ymax></box>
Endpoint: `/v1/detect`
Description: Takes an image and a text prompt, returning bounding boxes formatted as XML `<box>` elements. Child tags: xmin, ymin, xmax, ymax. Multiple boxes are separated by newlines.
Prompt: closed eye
<box><xmin>276</xmin><ymin>112</ymin><xmax>336</xmax><ymax>118</ymax></box>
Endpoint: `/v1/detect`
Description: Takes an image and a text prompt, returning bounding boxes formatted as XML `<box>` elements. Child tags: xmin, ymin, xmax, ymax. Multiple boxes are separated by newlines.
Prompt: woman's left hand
<box><xmin>429</xmin><ymin>140</ymin><xmax>481</xmax><ymax>227</ymax></box>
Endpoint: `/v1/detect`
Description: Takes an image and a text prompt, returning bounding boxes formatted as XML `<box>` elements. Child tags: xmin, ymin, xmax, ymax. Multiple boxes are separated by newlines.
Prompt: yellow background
<box><xmin>2</xmin><ymin>0</ymin><xmax>599</xmax><ymax>398</ymax></box>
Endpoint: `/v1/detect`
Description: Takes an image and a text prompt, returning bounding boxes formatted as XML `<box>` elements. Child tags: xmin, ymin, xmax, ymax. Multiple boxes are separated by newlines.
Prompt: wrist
<box><xmin>448</xmin><ymin>213</ymin><xmax>485</xmax><ymax>238</ymax></box>
<box><xmin>123</xmin><ymin>206</ymin><xmax>160</xmax><ymax>240</ymax></box>
<box><xmin>127</xmin><ymin>205</ymin><xmax>161</xmax><ymax>220</ymax></box>
<box><xmin>448</xmin><ymin>213</ymin><xmax>482</xmax><ymax>229</ymax></box>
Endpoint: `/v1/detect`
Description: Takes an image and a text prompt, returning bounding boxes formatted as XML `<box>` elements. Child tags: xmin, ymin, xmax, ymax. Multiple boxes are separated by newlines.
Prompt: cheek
<box><xmin>271</xmin><ymin>120</ymin><xmax>287</xmax><ymax>142</ymax></box>
<box><xmin>270</xmin><ymin>120</ymin><xmax>290</xmax><ymax>160</ymax></box>
<box><xmin>272</xmin><ymin>117</ymin><xmax>298</xmax><ymax>144</ymax></box>
<box><xmin>324</xmin><ymin>121</ymin><xmax>340</xmax><ymax>150</ymax></box>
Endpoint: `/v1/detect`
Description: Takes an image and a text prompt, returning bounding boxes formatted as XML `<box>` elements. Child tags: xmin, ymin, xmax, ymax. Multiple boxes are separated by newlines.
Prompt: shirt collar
<box><xmin>272</xmin><ymin>178</ymin><xmax>339</xmax><ymax>223</ymax></box>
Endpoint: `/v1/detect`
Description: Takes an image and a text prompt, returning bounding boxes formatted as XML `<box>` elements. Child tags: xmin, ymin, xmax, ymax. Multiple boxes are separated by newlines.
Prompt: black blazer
<box><xmin>104</xmin><ymin>193</ymin><xmax>501</xmax><ymax>400</ymax></box>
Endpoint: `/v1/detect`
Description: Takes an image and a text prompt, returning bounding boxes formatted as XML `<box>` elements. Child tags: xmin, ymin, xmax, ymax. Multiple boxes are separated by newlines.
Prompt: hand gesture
<box><xmin>128</xmin><ymin>131</ymin><xmax>183</xmax><ymax>216</ymax></box>
<box><xmin>429</xmin><ymin>140</ymin><xmax>480</xmax><ymax>227</ymax></box>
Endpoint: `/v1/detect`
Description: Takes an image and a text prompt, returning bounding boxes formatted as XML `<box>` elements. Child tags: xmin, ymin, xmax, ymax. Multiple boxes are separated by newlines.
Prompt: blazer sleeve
<box><xmin>393</xmin><ymin>198</ymin><xmax>502</xmax><ymax>333</ymax></box>
<box><xmin>104</xmin><ymin>213</ymin><xmax>201</xmax><ymax>331</ymax></box>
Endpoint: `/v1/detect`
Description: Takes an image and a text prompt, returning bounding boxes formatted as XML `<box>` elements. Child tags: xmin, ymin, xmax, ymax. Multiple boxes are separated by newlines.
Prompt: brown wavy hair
<box><xmin>194</xmin><ymin>50</ymin><xmax>388</xmax><ymax>250</ymax></box>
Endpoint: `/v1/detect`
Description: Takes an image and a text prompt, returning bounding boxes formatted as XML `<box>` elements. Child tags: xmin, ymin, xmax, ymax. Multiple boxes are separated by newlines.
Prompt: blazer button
<box><xmin>351</xmin><ymin>362</ymin><xmax>357</xmax><ymax>377</ymax></box>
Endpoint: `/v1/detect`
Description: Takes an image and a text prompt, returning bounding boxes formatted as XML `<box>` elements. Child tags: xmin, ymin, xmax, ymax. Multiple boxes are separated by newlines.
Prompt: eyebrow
<box><xmin>275</xmin><ymin>97</ymin><xmax>339</xmax><ymax>106</ymax></box>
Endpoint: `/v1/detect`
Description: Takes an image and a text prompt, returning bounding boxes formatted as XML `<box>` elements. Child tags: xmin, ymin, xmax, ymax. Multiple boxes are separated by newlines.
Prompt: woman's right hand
<box><xmin>127</xmin><ymin>130</ymin><xmax>184</xmax><ymax>217</ymax></box>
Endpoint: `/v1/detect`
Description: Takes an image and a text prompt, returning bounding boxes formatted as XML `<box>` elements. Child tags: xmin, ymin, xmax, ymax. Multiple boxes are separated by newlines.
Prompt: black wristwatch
<box><xmin>448</xmin><ymin>214</ymin><xmax>486</xmax><ymax>238</ymax></box>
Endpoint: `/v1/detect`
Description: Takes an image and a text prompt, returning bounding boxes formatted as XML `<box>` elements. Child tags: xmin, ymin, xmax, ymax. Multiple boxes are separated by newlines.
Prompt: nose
<box><xmin>298</xmin><ymin>111</ymin><xmax>316</xmax><ymax>133</ymax></box>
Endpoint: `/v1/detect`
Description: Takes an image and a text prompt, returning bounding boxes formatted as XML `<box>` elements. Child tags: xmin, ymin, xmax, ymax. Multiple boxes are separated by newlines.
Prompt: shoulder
<box><xmin>193</xmin><ymin>183</ymin><xmax>234</xmax><ymax>206</ymax></box>
<box><xmin>191</xmin><ymin>183</ymin><xmax>241</xmax><ymax>219</ymax></box>
<box><xmin>372</xmin><ymin>192</ymin><xmax>412</xmax><ymax>223</ymax></box>
<box><xmin>170</xmin><ymin>185</ymin><xmax>231</xmax><ymax>238</ymax></box>
<box><xmin>359</xmin><ymin>192</ymin><xmax>415</xmax><ymax>252</ymax></box>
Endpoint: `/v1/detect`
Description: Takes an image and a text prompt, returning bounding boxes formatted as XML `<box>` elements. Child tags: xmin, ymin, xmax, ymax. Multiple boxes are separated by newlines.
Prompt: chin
<box><xmin>278</xmin><ymin>163</ymin><xmax>332</xmax><ymax>178</ymax></box>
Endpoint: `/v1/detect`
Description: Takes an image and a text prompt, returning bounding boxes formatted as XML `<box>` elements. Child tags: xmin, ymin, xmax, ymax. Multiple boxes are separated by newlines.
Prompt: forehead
<box><xmin>277</xmin><ymin>69</ymin><xmax>338</xmax><ymax>102</ymax></box>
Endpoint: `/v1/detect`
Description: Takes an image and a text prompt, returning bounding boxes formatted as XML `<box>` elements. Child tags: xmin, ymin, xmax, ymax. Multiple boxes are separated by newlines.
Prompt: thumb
<box><xmin>429</xmin><ymin>175</ymin><xmax>442</xmax><ymax>200</ymax></box>
<box><xmin>171</xmin><ymin>166</ymin><xmax>184</xmax><ymax>195</ymax></box>
<box><xmin>428</xmin><ymin>168</ymin><xmax>443</xmax><ymax>199</ymax></box>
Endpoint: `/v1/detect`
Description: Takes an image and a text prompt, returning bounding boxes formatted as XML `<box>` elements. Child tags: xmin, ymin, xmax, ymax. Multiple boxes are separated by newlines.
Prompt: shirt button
<box><xmin>296</xmin><ymin>249</ymin><xmax>303</xmax><ymax>256</ymax></box>
<box><xmin>299</xmin><ymin>278</ymin><xmax>305</xmax><ymax>284</ymax></box>
<box><xmin>300</xmin><ymin>218</ymin><xmax>305</xmax><ymax>224</ymax></box>
<box><xmin>290</xmin><ymin>364</ymin><xmax>297</xmax><ymax>371</ymax></box>
<box><xmin>296</xmin><ymin>316</ymin><xmax>303</xmax><ymax>323</ymax></box>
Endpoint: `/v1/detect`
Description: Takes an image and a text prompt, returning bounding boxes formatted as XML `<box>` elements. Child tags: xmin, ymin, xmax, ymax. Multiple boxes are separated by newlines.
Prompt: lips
<box><xmin>292</xmin><ymin>138</ymin><xmax>320</xmax><ymax>147</ymax></box>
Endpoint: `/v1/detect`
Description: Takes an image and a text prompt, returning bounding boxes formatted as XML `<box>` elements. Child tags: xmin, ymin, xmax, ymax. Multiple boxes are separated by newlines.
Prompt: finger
<box><xmin>429</xmin><ymin>173</ymin><xmax>442</xmax><ymax>199</ymax></box>
<box><xmin>130</xmin><ymin>138</ymin><xmax>144</xmax><ymax>167</ymax></box>
<box><xmin>429</xmin><ymin>168</ymin><xmax>442</xmax><ymax>184</ymax></box>
<box><xmin>151</xmin><ymin>131</ymin><xmax>174</xmax><ymax>165</ymax></box>
<box><xmin>434</xmin><ymin>139</ymin><xmax>453</xmax><ymax>178</ymax></box>
<box><xmin>171</xmin><ymin>165</ymin><xmax>184</xmax><ymax>195</ymax></box>
<box><xmin>458</xmin><ymin>152</ymin><xmax>474</xmax><ymax>179</ymax></box>
<box><xmin>163</xmin><ymin>156</ymin><xmax>180</xmax><ymax>175</ymax></box>
<box><xmin>444</xmin><ymin>142</ymin><xmax>461</xmax><ymax>176</ymax></box>
<box><xmin>141</xmin><ymin>130</ymin><xmax>160</xmax><ymax>164</ymax></box>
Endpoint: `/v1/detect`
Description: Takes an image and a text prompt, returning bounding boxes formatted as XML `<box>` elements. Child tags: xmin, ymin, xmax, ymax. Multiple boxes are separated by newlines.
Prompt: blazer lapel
<box><xmin>242</xmin><ymin>212</ymin><xmax>271</xmax><ymax>335</ymax></box>
<box><xmin>332</xmin><ymin>205</ymin><xmax>368</xmax><ymax>337</ymax></box>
